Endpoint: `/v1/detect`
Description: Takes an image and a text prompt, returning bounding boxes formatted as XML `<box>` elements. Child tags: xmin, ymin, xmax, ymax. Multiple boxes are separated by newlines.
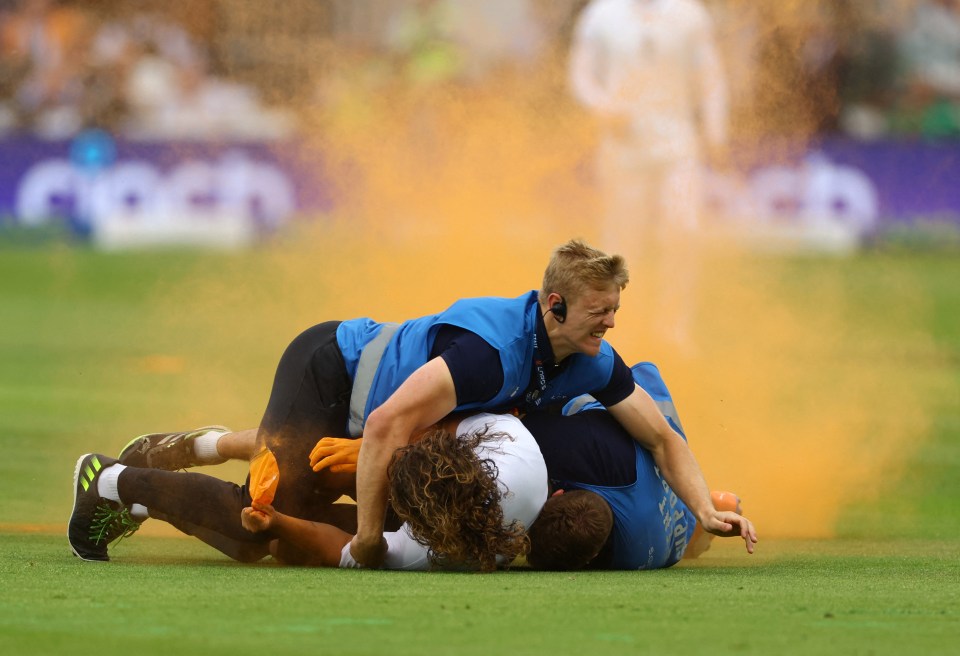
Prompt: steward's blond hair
<box><xmin>540</xmin><ymin>239</ymin><xmax>628</xmax><ymax>304</ymax></box>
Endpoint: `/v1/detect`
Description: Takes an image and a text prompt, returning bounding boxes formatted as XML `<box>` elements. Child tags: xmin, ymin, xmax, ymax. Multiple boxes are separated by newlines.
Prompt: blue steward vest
<box><xmin>560</xmin><ymin>362</ymin><xmax>696</xmax><ymax>569</ymax></box>
<box><xmin>337</xmin><ymin>291</ymin><xmax>617</xmax><ymax>436</ymax></box>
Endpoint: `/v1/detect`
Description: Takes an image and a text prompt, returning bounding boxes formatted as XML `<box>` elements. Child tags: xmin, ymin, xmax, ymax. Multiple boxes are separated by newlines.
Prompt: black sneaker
<box><xmin>118</xmin><ymin>426</ymin><xmax>229</xmax><ymax>470</ymax></box>
<box><xmin>68</xmin><ymin>454</ymin><xmax>140</xmax><ymax>562</ymax></box>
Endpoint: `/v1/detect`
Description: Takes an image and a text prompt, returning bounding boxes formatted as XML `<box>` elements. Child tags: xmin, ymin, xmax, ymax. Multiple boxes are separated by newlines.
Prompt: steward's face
<box><xmin>556</xmin><ymin>285</ymin><xmax>620</xmax><ymax>359</ymax></box>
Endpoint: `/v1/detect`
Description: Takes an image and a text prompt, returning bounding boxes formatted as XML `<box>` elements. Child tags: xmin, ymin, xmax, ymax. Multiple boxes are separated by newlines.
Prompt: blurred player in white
<box><xmin>569</xmin><ymin>0</ymin><xmax>729</xmax><ymax>350</ymax></box>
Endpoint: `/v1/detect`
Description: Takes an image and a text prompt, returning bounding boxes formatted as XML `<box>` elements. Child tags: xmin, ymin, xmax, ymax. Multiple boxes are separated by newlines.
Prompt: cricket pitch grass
<box><xmin>1</xmin><ymin>240</ymin><xmax>957</xmax><ymax>655</ymax></box>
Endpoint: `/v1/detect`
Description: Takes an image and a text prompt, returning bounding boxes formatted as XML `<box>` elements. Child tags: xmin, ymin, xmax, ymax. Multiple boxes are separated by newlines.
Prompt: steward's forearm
<box><xmin>653</xmin><ymin>432</ymin><xmax>714</xmax><ymax>523</ymax></box>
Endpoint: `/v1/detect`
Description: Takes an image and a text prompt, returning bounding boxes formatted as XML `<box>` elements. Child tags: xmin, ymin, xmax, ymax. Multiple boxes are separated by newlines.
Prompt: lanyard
<box><xmin>526</xmin><ymin>331</ymin><xmax>550</xmax><ymax>407</ymax></box>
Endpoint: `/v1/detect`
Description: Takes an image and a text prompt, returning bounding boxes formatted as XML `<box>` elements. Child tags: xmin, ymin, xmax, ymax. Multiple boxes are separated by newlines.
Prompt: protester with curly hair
<box><xmin>238</xmin><ymin>413</ymin><xmax>546</xmax><ymax>571</ymax></box>
<box><xmin>386</xmin><ymin>424</ymin><xmax>531</xmax><ymax>572</ymax></box>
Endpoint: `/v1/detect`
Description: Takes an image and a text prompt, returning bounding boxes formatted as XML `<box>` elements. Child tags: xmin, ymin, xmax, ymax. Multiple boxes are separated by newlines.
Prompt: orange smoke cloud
<box><xmin>145</xmin><ymin>6</ymin><xmax>934</xmax><ymax>539</ymax></box>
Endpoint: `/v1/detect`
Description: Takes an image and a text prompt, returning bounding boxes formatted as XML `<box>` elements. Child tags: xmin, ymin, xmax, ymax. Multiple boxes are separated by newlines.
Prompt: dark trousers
<box><xmin>117</xmin><ymin>321</ymin><xmax>356</xmax><ymax>554</ymax></box>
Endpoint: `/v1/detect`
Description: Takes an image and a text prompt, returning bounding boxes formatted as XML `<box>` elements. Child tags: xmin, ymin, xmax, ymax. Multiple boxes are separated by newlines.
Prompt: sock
<box><xmin>193</xmin><ymin>430</ymin><xmax>228</xmax><ymax>465</ymax></box>
<box><xmin>129</xmin><ymin>504</ymin><xmax>149</xmax><ymax>521</ymax></box>
<box><xmin>96</xmin><ymin>464</ymin><xmax>125</xmax><ymax>502</ymax></box>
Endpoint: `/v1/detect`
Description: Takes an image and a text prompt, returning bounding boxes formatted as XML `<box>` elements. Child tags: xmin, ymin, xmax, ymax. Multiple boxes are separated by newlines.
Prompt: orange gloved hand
<box><xmin>309</xmin><ymin>437</ymin><xmax>363</xmax><ymax>473</ymax></box>
<box><xmin>249</xmin><ymin>447</ymin><xmax>279</xmax><ymax>506</ymax></box>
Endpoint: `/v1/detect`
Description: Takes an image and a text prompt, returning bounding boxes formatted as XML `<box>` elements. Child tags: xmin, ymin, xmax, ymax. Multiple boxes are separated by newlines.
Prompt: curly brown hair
<box><xmin>387</xmin><ymin>425</ymin><xmax>530</xmax><ymax>572</ymax></box>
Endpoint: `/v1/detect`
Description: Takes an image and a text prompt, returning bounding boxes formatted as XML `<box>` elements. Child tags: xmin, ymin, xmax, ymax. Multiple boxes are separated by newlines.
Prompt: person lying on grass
<box><xmin>241</xmin><ymin>414</ymin><xmax>545</xmax><ymax>571</ymax></box>
<box><xmin>70</xmin><ymin>363</ymin><xmax>755</xmax><ymax>570</ymax></box>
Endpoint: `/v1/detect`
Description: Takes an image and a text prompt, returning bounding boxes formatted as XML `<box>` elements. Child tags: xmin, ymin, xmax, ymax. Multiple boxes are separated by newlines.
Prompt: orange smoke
<box><xmin>144</xmin><ymin>6</ymin><xmax>934</xmax><ymax>539</ymax></box>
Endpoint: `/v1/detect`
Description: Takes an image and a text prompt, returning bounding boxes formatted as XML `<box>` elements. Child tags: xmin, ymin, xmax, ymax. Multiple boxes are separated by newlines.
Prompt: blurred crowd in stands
<box><xmin>1</xmin><ymin>0</ymin><xmax>958</xmax><ymax>142</ymax></box>
<box><xmin>0</xmin><ymin>0</ymin><xmax>295</xmax><ymax>140</ymax></box>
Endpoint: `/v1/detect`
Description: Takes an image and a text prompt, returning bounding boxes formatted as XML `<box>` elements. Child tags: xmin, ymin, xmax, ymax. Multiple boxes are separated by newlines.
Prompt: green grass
<box><xmin>783</xmin><ymin>254</ymin><xmax>960</xmax><ymax>540</ymax></box>
<box><xmin>0</xmin><ymin>246</ymin><xmax>957</xmax><ymax>655</ymax></box>
<box><xmin>1</xmin><ymin>535</ymin><xmax>957</xmax><ymax>655</ymax></box>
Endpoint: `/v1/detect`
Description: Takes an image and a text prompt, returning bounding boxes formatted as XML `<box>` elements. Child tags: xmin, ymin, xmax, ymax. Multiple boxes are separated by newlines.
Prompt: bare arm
<box><xmin>241</xmin><ymin>503</ymin><xmax>351</xmax><ymax>567</ymax></box>
<box><xmin>607</xmin><ymin>386</ymin><xmax>757</xmax><ymax>553</ymax></box>
<box><xmin>351</xmin><ymin>357</ymin><xmax>458</xmax><ymax>567</ymax></box>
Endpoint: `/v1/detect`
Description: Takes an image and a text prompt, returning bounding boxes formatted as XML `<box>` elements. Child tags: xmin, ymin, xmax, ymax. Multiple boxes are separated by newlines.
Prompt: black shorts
<box><xmin>258</xmin><ymin>321</ymin><xmax>354</xmax><ymax>516</ymax></box>
<box><xmin>260</xmin><ymin>320</ymin><xmax>351</xmax><ymax>438</ymax></box>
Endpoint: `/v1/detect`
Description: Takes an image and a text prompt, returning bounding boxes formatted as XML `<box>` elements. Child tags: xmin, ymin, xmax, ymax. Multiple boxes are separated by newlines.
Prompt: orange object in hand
<box><xmin>249</xmin><ymin>447</ymin><xmax>280</xmax><ymax>506</ymax></box>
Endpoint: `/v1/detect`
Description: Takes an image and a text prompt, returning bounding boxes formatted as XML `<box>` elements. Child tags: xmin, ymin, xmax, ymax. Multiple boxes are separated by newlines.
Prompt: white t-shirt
<box><xmin>569</xmin><ymin>0</ymin><xmax>727</xmax><ymax>157</ymax></box>
<box><xmin>339</xmin><ymin>413</ymin><xmax>548</xmax><ymax>570</ymax></box>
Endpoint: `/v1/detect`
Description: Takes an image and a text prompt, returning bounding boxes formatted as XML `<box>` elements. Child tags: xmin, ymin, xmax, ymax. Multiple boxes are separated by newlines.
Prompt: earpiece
<box><xmin>549</xmin><ymin>297</ymin><xmax>567</xmax><ymax>323</ymax></box>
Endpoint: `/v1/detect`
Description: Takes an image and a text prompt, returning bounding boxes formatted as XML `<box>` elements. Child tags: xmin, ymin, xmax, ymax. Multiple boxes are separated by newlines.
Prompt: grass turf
<box><xmin>0</xmin><ymin>245</ymin><xmax>957</xmax><ymax>655</ymax></box>
<box><xmin>2</xmin><ymin>535</ymin><xmax>957</xmax><ymax>655</ymax></box>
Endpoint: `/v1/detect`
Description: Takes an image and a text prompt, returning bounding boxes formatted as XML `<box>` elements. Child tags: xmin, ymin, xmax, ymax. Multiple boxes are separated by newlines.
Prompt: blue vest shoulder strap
<box><xmin>337</xmin><ymin>291</ymin><xmax>540</xmax><ymax>435</ymax></box>
<box><xmin>562</xmin><ymin>361</ymin><xmax>685</xmax><ymax>438</ymax></box>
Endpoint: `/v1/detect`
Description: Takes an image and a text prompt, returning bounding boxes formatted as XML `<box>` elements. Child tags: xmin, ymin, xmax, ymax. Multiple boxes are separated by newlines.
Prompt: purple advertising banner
<box><xmin>0</xmin><ymin>132</ymin><xmax>333</xmax><ymax>239</ymax></box>
<box><xmin>819</xmin><ymin>138</ymin><xmax>960</xmax><ymax>222</ymax></box>
<box><xmin>701</xmin><ymin>137</ymin><xmax>960</xmax><ymax>238</ymax></box>
<box><xmin>0</xmin><ymin>132</ymin><xmax>957</xmax><ymax>245</ymax></box>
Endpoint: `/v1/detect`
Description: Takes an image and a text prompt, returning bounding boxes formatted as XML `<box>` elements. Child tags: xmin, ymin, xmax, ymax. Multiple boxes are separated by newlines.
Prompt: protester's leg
<box><xmin>130</xmin><ymin>321</ymin><xmax>354</xmax><ymax>538</ymax></box>
<box><xmin>149</xmin><ymin>502</ymin><xmax>360</xmax><ymax>563</ymax></box>
<box><xmin>150</xmin><ymin>510</ymin><xmax>272</xmax><ymax>562</ymax></box>
<box><xmin>216</xmin><ymin>429</ymin><xmax>257</xmax><ymax>461</ymax></box>
<box><xmin>117</xmin><ymin>467</ymin><xmax>264</xmax><ymax>544</ymax></box>
<box><xmin>119</xmin><ymin>426</ymin><xmax>232</xmax><ymax>470</ymax></box>
<box><xmin>70</xmin><ymin>321</ymin><xmax>357</xmax><ymax>561</ymax></box>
